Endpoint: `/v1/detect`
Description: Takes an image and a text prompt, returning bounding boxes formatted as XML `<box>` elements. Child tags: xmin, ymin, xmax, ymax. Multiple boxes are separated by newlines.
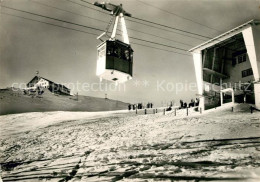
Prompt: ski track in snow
<box><xmin>0</xmin><ymin>109</ymin><xmax>260</xmax><ymax>181</ymax></box>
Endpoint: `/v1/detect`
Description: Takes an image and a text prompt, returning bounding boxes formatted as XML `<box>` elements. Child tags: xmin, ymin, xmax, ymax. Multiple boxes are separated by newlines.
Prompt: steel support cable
<box><xmin>1</xmin><ymin>12</ymin><xmax>190</xmax><ymax>56</ymax></box>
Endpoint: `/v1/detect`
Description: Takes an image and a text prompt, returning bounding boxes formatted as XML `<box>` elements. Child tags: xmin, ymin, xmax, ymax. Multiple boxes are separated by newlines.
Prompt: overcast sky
<box><xmin>1</xmin><ymin>0</ymin><xmax>260</xmax><ymax>106</ymax></box>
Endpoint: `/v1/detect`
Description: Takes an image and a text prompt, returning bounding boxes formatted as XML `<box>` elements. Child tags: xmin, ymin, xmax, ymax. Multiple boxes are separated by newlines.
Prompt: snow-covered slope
<box><xmin>0</xmin><ymin>106</ymin><xmax>260</xmax><ymax>181</ymax></box>
<box><xmin>0</xmin><ymin>88</ymin><xmax>129</xmax><ymax>115</ymax></box>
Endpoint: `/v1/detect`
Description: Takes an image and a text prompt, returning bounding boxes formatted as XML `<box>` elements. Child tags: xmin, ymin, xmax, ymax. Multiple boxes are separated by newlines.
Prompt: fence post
<box><xmin>136</xmin><ymin>109</ymin><xmax>137</xmax><ymax>114</ymax></box>
<box><xmin>156</xmin><ymin>109</ymin><xmax>157</xmax><ymax>113</ymax></box>
<box><xmin>163</xmin><ymin>109</ymin><xmax>165</xmax><ymax>115</ymax></box>
<box><xmin>186</xmin><ymin>108</ymin><xmax>189</xmax><ymax>116</ymax></box>
<box><xmin>231</xmin><ymin>107</ymin><xmax>234</xmax><ymax>112</ymax></box>
<box><xmin>145</xmin><ymin>109</ymin><xmax>147</xmax><ymax>115</ymax></box>
<box><xmin>200</xmin><ymin>107</ymin><xmax>202</xmax><ymax>114</ymax></box>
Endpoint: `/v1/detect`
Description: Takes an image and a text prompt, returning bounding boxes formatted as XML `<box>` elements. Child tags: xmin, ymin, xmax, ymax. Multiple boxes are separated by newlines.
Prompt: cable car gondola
<box><xmin>94</xmin><ymin>2</ymin><xmax>133</xmax><ymax>84</ymax></box>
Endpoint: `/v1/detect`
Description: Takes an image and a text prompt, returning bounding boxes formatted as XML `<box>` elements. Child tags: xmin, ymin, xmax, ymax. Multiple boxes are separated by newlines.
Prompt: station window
<box><xmin>237</xmin><ymin>54</ymin><xmax>247</xmax><ymax>64</ymax></box>
<box><xmin>242</xmin><ymin>68</ymin><xmax>253</xmax><ymax>78</ymax></box>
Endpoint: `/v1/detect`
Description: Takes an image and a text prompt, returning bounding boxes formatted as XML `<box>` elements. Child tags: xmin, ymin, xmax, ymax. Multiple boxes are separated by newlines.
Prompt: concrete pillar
<box><xmin>199</xmin><ymin>97</ymin><xmax>205</xmax><ymax>111</ymax></box>
<box><xmin>211</xmin><ymin>48</ymin><xmax>217</xmax><ymax>83</ymax></box>
<box><xmin>242</xmin><ymin>25</ymin><xmax>260</xmax><ymax>109</ymax></box>
<box><xmin>242</xmin><ymin>26</ymin><xmax>260</xmax><ymax>82</ymax></box>
<box><xmin>254</xmin><ymin>83</ymin><xmax>260</xmax><ymax>109</ymax></box>
<box><xmin>220</xmin><ymin>91</ymin><xmax>223</xmax><ymax>105</ymax></box>
<box><xmin>231</xmin><ymin>89</ymin><xmax>235</xmax><ymax>104</ymax></box>
<box><xmin>192</xmin><ymin>52</ymin><xmax>205</xmax><ymax>111</ymax></box>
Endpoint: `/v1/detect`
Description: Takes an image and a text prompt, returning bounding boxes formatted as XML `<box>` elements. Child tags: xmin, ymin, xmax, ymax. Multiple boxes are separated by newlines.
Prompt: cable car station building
<box><xmin>189</xmin><ymin>20</ymin><xmax>260</xmax><ymax>111</ymax></box>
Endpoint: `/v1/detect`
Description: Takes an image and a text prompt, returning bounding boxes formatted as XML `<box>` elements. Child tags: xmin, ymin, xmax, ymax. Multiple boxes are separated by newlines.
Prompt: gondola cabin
<box><xmin>96</xmin><ymin>39</ymin><xmax>133</xmax><ymax>83</ymax></box>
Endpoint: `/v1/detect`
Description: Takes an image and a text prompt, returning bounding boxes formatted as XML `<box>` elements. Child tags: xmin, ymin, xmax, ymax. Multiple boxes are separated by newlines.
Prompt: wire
<box><xmin>1</xmin><ymin>5</ymin><xmax>104</xmax><ymax>32</ymax></box>
<box><xmin>1</xmin><ymin>5</ymin><xmax>190</xmax><ymax>52</ymax></box>
<box><xmin>68</xmin><ymin>0</ymin><xmax>207</xmax><ymax>41</ymax></box>
<box><xmin>79</xmin><ymin>0</ymin><xmax>93</xmax><ymax>6</ymax></box>
<box><xmin>34</xmin><ymin>0</ymin><xmax>194</xmax><ymax>46</ymax></box>
<box><xmin>66</xmin><ymin>0</ymin><xmax>108</xmax><ymax>15</ymax></box>
<box><xmin>33</xmin><ymin>0</ymin><xmax>108</xmax><ymax>23</ymax></box>
<box><xmin>136</xmin><ymin>0</ymin><xmax>221</xmax><ymax>33</ymax></box>
<box><xmin>75</xmin><ymin>0</ymin><xmax>240</xmax><ymax>52</ymax></box>
<box><xmin>1</xmin><ymin>12</ymin><xmax>100</xmax><ymax>36</ymax></box>
<box><xmin>132</xmin><ymin>42</ymin><xmax>191</xmax><ymax>56</ymax></box>
<box><xmin>126</xmin><ymin>18</ymin><xmax>206</xmax><ymax>41</ymax></box>
<box><xmin>1</xmin><ymin>12</ymin><xmax>190</xmax><ymax>56</ymax></box>
<box><xmin>78</xmin><ymin>0</ymin><xmax>213</xmax><ymax>39</ymax></box>
<box><xmin>129</xmin><ymin>37</ymin><xmax>187</xmax><ymax>52</ymax></box>
<box><xmin>127</xmin><ymin>27</ymin><xmax>193</xmax><ymax>47</ymax></box>
<box><xmin>130</xmin><ymin>16</ymin><xmax>212</xmax><ymax>39</ymax></box>
<box><xmin>68</xmin><ymin>1</ymin><xmax>244</xmax><ymax>54</ymax></box>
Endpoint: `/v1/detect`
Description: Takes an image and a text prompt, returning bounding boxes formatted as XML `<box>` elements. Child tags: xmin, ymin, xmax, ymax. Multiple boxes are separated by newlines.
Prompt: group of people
<box><xmin>166</xmin><ymin>98</ymin><xmax>200</xmax><ymax>111</ymax></box>
<box><xmin>128</xmin><ymin>102</ymin><xmax>154</xmax><ymax>110</ymax></box>
<box><xmin>146</xmin><ymin>102</ymin><xmax>153</xmax><ymax>108</ymax></box>
<box><xmin>128</xmin><ymin>103</ymin><xmax>138</xmax><ymax>110</ymax></box>
<box><xmin>128</xmin><ymin>99</ymin><xmax>200</xmax><ymax>111</ymax></box>
<box><xmin>179</xmin><ymin>98</ymin><xmax>199</xmax><ymax>109</ymax></box>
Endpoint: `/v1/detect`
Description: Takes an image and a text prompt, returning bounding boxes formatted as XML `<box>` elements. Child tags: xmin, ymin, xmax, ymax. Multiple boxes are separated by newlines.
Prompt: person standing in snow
<box><xmin>180</xmin><ymin>100</ymin><xmax>184</xmax><ymax>108</ymax></box>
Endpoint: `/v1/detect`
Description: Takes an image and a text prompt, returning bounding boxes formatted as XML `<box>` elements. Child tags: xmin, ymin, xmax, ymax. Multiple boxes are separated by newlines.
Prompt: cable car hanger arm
<box><xmin>94</xmin><ymin>2</ymin><xmax>130</xmax><ymax>44</ymax></box>
<box><xmin>93</xmin><ymin>2</ymin><xmax>131</xmax><ymax>17</ymax></box>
